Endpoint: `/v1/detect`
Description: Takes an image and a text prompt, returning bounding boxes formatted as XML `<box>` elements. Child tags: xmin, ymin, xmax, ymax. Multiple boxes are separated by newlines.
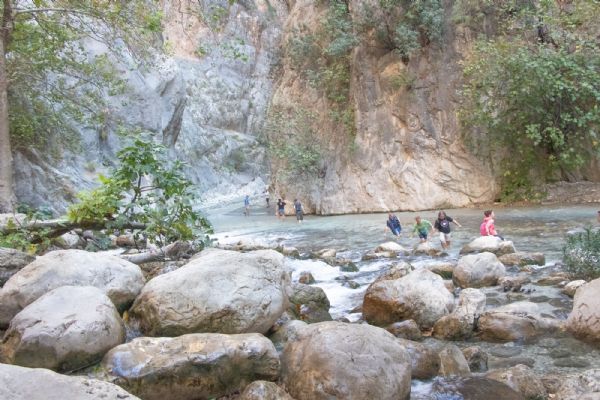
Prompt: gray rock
<box><xmin>0</xmin><ymin>249</ymin><xmax>144</xmax><ymax>328</ymax></box>
<box><xmin>297</xmin><ymin>271</ymin><xmax>315</xmax><ymax>284</ymax></box>
<box><xmin>562</xmin><ymin>279</ymin><xmax>586</xmax><ymax>297</ymax></box>
<box><xmin>385</xmin><ymin>320</ymin><xmax>422</xmax><ymax>341</ymax></box>
<box><xmin>103</xmin><ymin>333</ymin><xmax>279</xmax><ymax>400</ymax></box>
<box><xmin>239</xmin><ymin>381</ymin><xmax>295</xmax><ymax>400</ymax></box>
<box><xmin>130</xmin><ymin>248</ymin><xmax>291</xmax><ymax>336</ymax></box>
<box><xmin>288</xmin><ymin>283</ymin><xmax>332</xmax><ymax>323</ymax></box>
<box><xmin>1</xmin><ymin>286</ymin><xmax>124</xmax><ymax>372</ymax></box>
<box><xmin>486</xmin><ymin>364</ymin><xmax>547</xmax><ymax>400</ymax></box>
<box><xmin>567</xmin><ymin>278</ymin><xmax>600</xmax><ymax>343</ymax></box>
<box><xmin>433</xmin><ymin>288</ymin><xmax>485</xmax><ymax>340</ymax></box>
<box><xmin>439</xmin><ymin>345</ymin><xmax>471</xmax><ymax>377</ymax></box>
<box><xmin>269</xmin><ymin>319</ymin><xmax>307</xmax><ymax>352</ymax></box>
<box><xmin>375</xmin><ymin>241</ymin><xmax>409</xmax><ymax>254</ymax></box>
<box><xmin>462</xmin><ymin>346</ymin><xmax>488</xmax><ymax>372</ymax></box>
<box><xmin>363</xmin><ymin>268</ymin><xmax>454</xmax><ymax>329</ymax></box>
<box><xmin>413</xmin><ymin>241</ymin><xmax>444</xmax><ymax>256</ymax></box>
<box><xmin>555</xmin><ymin>369</ymin><xmax>600</xmax><ymax>400</ymax></box>
<box><xmin>429</xmin><ymin>377</ymin><xmax>525</xmax><ymax>400</ymax></box>
<box><xmin>498</xmin><ymin>252</ymin><xmax>545</xmax><ymax>267</ymax></box>
<box><xmin>460</xmin><ymin>236</ymin><xmax>516</xmax><ymax>256</ymax></box>
<box><xmin>0</xmin><ymin>363</ymin><xmax>139</xmax><ymax>399</ymax></box>
<box><xmin>453</xmin><ymin>252</ymin><xmax>506</xmax><ymax>288</ymax></box>
<box><xmin>373</xmin><ymin>262</ymin><xmax>414</xmax><ymax>283</ymax></box>
<box><xmin>0</xmin><ymin>247</ymin><xmax>34</xmax><ymax>287</ymax></box>
<box><xmin>281</xmin><ymin>321</ymin><xmax>411</xmax><ymax>400</ymax></box>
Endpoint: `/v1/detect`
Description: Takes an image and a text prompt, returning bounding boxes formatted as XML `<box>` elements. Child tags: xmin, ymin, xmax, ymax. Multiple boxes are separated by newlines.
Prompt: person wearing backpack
<box><xmin>434</xmin><ymin>211</ymin><xmax>461</xmax><ymax>249</ymax></box>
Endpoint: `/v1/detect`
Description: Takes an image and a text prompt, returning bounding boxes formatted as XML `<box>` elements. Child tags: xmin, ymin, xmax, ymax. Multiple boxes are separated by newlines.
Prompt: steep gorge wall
<box><xmin>13</xmin><ymin>0</ymin><xmax>497</xmax><ymax>215</ymax></box>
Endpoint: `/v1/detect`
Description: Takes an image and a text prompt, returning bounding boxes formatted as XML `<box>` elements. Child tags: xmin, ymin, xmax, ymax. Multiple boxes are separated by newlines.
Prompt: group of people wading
<box><xmin>243</xmin><ymin>194</ymin><xmax>305</xmax><ymax>223</ymax></box>
<box><xmin>386</xmin><ymin>210</ymin><xmax>502</xmax><ymax>249</ymax></box>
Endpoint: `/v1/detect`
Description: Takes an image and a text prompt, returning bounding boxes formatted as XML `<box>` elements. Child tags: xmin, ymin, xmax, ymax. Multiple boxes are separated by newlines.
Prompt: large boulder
<box><xmin>0</xmin><ymin>249</ymin><xmax>144</xmax><ymax>328</ymax></box>
<box><xmin>375</xmin><ymin>242</ymin><xmax>408</xmax><ymax>254</ymax></box>
<box><xmin>453</xmin><ymin>252</ymin><xmax>506</xmax><ymax>288</ymax></box>
<box><xmin>498</xmin><ymin>252</ymin><xmax>545</xmax><ymax>267</ymax></box>
<box><xmin>1</xmin><ymin>286</ymin><xmax>124</xmax><ymax>371</ymax></box>
<box><xmin>413</xmin><ymin>241</ymin><xmax>444</xmax><ymax>256</ymax></box>
<box><xmin>103</xmin><ymin>333</ymin><xmax>279</xmax><ymax>400</ymax></box>
<box><xmin>363</xmin><ymin>269</ymin><xmax>454</xmax><ymax>329</ymax></box>
<box><xmin>288</xmin><ymin>283</ymin><xmax>332</xmax><ymax>323</ymax></box>
<box><xmin>478</xmin><ymin>302</ymin><xmax>560</xmax><ymax>343</ymax></box>
<box><xmin>433</xmin><ymin>288</ymin><xmax>486</xmax><ymax>340</ymax></box>
<box><xmin>372</xmin><ymin>262</ymin><xmax>413</xmax><ymax>284</ymax></box>
<box><xmin>0</xmin><ymin>248</ymin><xmax>34</xmax><ymax>287</ymax></box>
<box><xmin>555</xmin><ymin>369</ymin><xmax>600</xmax><ymax>400</ymax></box>
<box><xmin>486</xmin><ymin>364</ymin><xmax>547</xmax><ymax>400</ymax></box>
<box><xmin>281</xmin><ymin>321</ymin><xmax>411</xmax><ymax>400</ymax></box>
<box><xmin>130</xmin><ymin>249</ymin><xmax>291</xmax><ymax>336</ymax></box>
<box><xmin>0</xmin><ymin>363</ymin><xmax>140</xmax><ymax>400</ymax></box>
<box><xmin>239</xmin><ymin>381</ymin><xmax>295</xmax><ymax>400</ymax></box>
<box><xmin>460</xmin><ymin>236</ymin><xmax>516</xmax><ymax>256</ymax></box>
<box><xmin>566</xmin><ymin>278</ymin><xmax>600</xmax><ymax>343</ymax></box>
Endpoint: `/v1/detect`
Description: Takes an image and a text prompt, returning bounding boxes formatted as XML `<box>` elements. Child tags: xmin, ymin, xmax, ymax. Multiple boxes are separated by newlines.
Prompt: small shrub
<box><xmin>563</xmin><ymin>228</ymin><xmax>600</xmax><ymax>280</ymax></box>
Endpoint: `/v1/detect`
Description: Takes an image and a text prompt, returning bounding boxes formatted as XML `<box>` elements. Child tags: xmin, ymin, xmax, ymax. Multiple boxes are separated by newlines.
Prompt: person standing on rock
<box><xmin>385</xmin><ymin>213</ymin><xmax>402</xmax><ymax>236</ymax></box>
<box><xmin>480</xmin><ymin>210</ymin><xmax>504</xmax><ymax>240</ymax></box>
<box><xmin>294</xmin><ymin>199</ymin><xmax>304</xmax><ymax>223</ymax></box>
<box><xmin>277</xmin><ymin>198</ymin><xmax>286</xmax><ymax>219</ymax></box>
<box><xmin>412</xmin><ymin>216</ymin><xmax>433</xmax><ymax>242</ymax></box>
<box><xmin>244</xmin><ymin>195</ymin><xmax>250</xmax><ymax>216</ymax></box>
<box><xmin>434</xmin><ymin>211</ymin><xmax>461</xmax><ymax>249</ymax></box>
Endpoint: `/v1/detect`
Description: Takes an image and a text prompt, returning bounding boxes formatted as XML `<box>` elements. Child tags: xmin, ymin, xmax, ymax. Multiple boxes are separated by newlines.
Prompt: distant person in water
<box><xmin>244</xmin><ymin>195</ymin><xmax>250</xmax><ymax>216</ymax></box>
<box><xmin>412</xmin><ymin>216</ymin><xmax>433</xmax><ymax>242</ymax></box>
<box><xmin>480</xmin><ymin>210</ymin><xmax>504</xmax><ymax>240</ymax></box>
<box><xmin>597</xmin><ymin>210</ymin><xmax>600</xmax><ymax>224</ymax></box>
<box><xmin>294</xmin><ymin>199</ymin><xmax>304</xmax><ymax>223</ymax></box>
<box><xmin>277</xmin><ymin>198</ymin><xmax>286</xmax><ymax>219</ymax></box>
<box><xmin>385</xmin><ymin>213</ymin><xmax>402</xmax><ymax>236</ymax></box>
<box><xmin>434</xmin><ymin>211</ymin><xmax>461</xmax><ymax>249</ymax></box>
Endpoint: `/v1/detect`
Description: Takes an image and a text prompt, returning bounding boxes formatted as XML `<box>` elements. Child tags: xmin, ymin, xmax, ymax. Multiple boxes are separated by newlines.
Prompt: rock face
<box><xmin>486</xmin><ymin>364</ymin><xmax>547</xmax><ymax>400</ymax></box>
<box><xmin>103</xmin><ymin>333</ymin><xmax>279</xmax><ymax>400</ymax></box>
<box><xmin>0</xmin><ymin>363</ymin><xmax>140</xmax><ymax>400</ymax></box>
<box><xmin>0</xmin><ymin>248</ymin><xmax>34</xmax><ymax>287</ymax></box>
<box><xmin>239</xmin><ymin>381</ymin><xmax>295</xmax><ymax>400</ymax></box>
<box><xmin>130</xmin><ymin>249</ymin><xmax>291</xmax><ymax>336</ymax></box>
<box><xmin>0</xmin><ymin>250</ymin><xmax>144</xmax><ymax>328</ymax></box>
<box><xmin>1</xmin><ymin>286</ymin><xmax>125</xmax><ymax>371</ymax></box>
<box><xmin>288</xmin><ymin>283</ymin><xmax>332</xmax><ymax>323</ymax></box>
<box><xmin>567</xmin><ymin>278</ymin><xmax>600</xmax><ymax>343</ymax></box>
<box><xmin>363</xmin><ymin>268</ymin><xmax>454</xmax><ymax>329</ymax></box>
<box><xmin>281</xmin><ymin>321</ymin><xmax>411</xmax><ymax>400</ymax></box>
<box><xmin>478</xmin><ymin>302</ymin><xmax>560</xmax><ymax>343</ymax></box>
<box><xmin>453</xmin><ymin>252</ymin><xmax>506</xmax><ymax>288</ymax></box>
<box><xmin>460</xmin><ymin>236</ymin><xmax>516</xmax><ymax>256</ymax></box>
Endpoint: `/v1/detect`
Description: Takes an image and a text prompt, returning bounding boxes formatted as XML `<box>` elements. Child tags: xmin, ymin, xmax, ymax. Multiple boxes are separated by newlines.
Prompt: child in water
<box><xmin>480</xmin><ymin>210</ymin><xmax>504</xmax><ymax>240</ymax></box>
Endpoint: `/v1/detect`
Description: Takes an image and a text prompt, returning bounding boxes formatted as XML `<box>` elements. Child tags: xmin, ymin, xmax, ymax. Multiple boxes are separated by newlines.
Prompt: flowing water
<box><xmin>208</xmin><ymin>202</ymin><xmax>600</xmax><ymax>395</ymax></box>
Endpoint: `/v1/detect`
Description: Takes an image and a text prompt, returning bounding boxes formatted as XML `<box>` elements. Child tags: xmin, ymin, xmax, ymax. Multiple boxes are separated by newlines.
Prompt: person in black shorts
<box><xmin>434</xmin><ymin>210</ymin><xmax>461</xmax><ymax>249</ymax></box>
<box><xmin>277</xmin><ymin>199</ymin><xmax>286</xmax><ymax>219</ymax></box>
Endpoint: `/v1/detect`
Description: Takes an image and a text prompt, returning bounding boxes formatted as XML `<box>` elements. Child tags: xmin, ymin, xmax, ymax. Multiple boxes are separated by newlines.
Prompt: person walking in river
<box><xmin>412</xmin><ymin>216</ymin><xmax>433</xmax><ymax>242</ymax></box>
<box><xmin>276</xmin><ymin>198</ymin><xmax>286</xmax><ymax>219</ymax></box>
<box><xmin>243</xmin><ymin>195</ymin><xmax>250</xmax><ymax>216</ymax></box>
<box><xmin>294</xmin><ymin>199</ymin><xmax>304</xmax><ymax>223</ymax></box>
<box><xmin>480</xmin><ymin>210</ymin><xmax>504</xmax><ymax>240</ymax></box>
<box><xmin>434</xmin><ymin>211</ymin><xmax>461</xmax><ymax>249</ymax></box>
<box><xmin>385</xmin><ymin>213</ymin><xmax>402</xmax><ymax>236</ymax></box>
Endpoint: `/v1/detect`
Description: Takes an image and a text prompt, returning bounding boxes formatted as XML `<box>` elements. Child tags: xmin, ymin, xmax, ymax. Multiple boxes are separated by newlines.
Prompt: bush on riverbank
<box><xmin>563</xmin><ymin>228</ymin><xmax>600</xmax><ymax>280</ymax></box>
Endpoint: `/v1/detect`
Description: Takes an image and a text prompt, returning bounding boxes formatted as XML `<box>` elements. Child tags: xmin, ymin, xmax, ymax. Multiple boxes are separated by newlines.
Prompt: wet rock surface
<box><xmin>453</xmin><ymin>252</ymin><xmax>506</xmax><ymax>288</ymax></box>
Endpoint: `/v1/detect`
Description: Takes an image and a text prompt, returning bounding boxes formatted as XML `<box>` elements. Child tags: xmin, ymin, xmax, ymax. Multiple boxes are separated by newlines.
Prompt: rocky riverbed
<box><xmin>0</xmin><ymin>204</ymin><xmax>599</xmax><ymax>399</ymax></box>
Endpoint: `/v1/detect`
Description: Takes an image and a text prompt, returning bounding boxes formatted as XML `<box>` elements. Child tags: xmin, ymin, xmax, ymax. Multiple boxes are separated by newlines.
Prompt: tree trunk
<box><xmin>0</xmin><ymin>37</ymin><xmax>13</xmax><ymax>213</ymax></box>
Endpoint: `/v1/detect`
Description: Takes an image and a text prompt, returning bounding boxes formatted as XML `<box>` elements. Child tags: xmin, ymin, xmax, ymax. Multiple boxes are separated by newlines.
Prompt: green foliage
<box><xmin>563</xmin><ymin>228</ymin><xmax>600</xmax><ymax>280</ymax></box>
<box><xmin>266</xmin><ymin>108</ymin><xmax>322</xmax><ymax>183</ymax></box>
<box><xmin>357</xmin><ymin>0</ymin><xmax>444</xmax><ymax>60</ymax></box>
<box><xmin>68</xmin><ymin>137</ymin><xmax>212</xmax><ymax>247</ymax></box>
<box><xmin>6</xmin><ymin>1</ymin><xmax>162</xmax><ymax>153</ymax></box>
<box><xmin>0</xmin><ymin>206</ymin><xmax>53</xmax><ymax>253</ymax></box>
<box><xmin>221</xmin><ymin>38</ymin><xmax>250</xmax><ymax>62</ymax></box>
<box><xmin>460</xmin><ymin>1</ymin><xmax>600</xmax><ymax>201</ymax></box>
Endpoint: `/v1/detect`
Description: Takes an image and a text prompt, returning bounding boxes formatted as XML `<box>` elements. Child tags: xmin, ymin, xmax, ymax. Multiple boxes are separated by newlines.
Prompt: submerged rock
<box><xmin>281</xmin><ymin>321</ymin><xmax>411</xmax><ymax>400</ymax></box>
<box><xmin>0</xmin><ymin>248</ymin><xmax>34</xmax><ymax>287</ymax></box>
<box><xmin>0</xmin><ymin>363</ymin><xmax>140</xmax><ymax>399</ymax></box>
<box><xmin>486</xmin><ymin>364</ymin><xmax>547</xmax><ymax>400</ymax></box>
<box><xmin>363</xmin><ymin>268</ymin><xmax>454</xmax><ymax>329</ymax></box>
<box><xmin>238</xmin><ymin>381</ymin><xmax>295</xmax><ymax>400</ymax></box>
<box><xmin>103</xmin><ymin>333</ymin><xmax>279</xmax><ymax>400</ymax></box>
<box><xmin>453</xmin><ymin>252</ymin><xmax>506</xmax><ymax>288</ymax></box>
<box><xmin>460</xmin><ymin>236</ymin><xmax>516</xmax><ymax>256</ymax></box>
<box><xmin>1</xmin><ymin>286</ymin><xmax>124</xmax><ymax>372</ymax></box>
<box><xmin>567</xmin><ymin>278</ymin><xmax>600</xmax><ymax>343</ymax></box>
<box><xmin>498</xmin><ymin>252</ymin><xmax>545</xmax><ymax>267</ymax></box>
<box><xmin>0</xmin><ymin>249</ymin><xmax>144</xmax><ymax>328</ymax></box>
<box><xmin>498</xmin><ymin>274</ymin><xmax>530</xmax><ymax>292</ymax></box>
<box><xmin>429</xmin><ymin>376</ymin><xmax>525</xmax><ymax>400</ymax></box>
<box><xmin>130</xmin><ymin>249</ymin><xmax>291</xmax><ymax>336</ymax></box>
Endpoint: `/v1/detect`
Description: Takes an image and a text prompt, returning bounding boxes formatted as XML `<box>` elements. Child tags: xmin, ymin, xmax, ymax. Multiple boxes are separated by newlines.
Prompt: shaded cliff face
<box><xmin>269</xmin><ymin>0</ymin><xmax>497</xmax><ymax>214</ymax></box>
<box><xmin>13</xmin><ymin>0</ymin><xmax>496</xmax><ymax>215</ymax></box>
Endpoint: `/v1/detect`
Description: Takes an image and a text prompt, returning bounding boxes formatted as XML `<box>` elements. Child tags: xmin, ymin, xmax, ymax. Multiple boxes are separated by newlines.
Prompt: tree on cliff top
<box><xmin>0</xmin><ymin>0</ymin><xmax>162</xmax><ymax>212</ymax></box>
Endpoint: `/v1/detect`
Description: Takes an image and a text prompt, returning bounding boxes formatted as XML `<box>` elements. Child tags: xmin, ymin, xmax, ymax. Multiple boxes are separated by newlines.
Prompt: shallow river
<box><xmin>208</xmin><ymin>202</ymin><xmax>600</xmax><ymax>395</ymax></box>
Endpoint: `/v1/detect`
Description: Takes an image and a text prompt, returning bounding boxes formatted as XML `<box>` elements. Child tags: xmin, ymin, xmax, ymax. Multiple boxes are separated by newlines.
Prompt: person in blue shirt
<box><xmin>385</xmin><ymin>213</ymin><xmax>402</xmax><ymax>236</ymax></box>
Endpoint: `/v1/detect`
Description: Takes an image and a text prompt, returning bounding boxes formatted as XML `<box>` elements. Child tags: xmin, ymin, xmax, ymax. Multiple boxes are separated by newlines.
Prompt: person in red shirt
<box><xmin>480</xmin><ymin>210</ymin><xmax>503</xmax><ymax>240</ymax></box>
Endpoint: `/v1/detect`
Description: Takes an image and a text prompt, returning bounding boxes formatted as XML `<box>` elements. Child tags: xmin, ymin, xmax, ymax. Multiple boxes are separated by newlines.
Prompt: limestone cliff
<box><xmin>13</xmin><ymin>0</ymin><xmax>498</xmax><ymax>215</ymax></box>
